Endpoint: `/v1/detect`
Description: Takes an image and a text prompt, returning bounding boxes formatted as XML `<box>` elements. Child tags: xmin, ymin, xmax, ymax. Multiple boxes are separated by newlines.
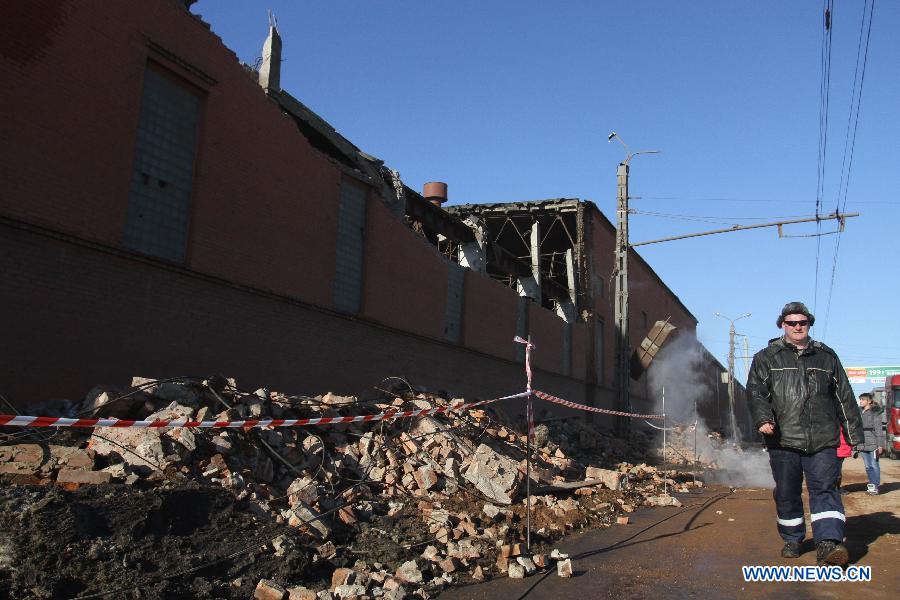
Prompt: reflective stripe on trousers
<box><xmin>768</xmin><ymin>447</ymin><xmax>845</xmax><ymax>543</ymax></box>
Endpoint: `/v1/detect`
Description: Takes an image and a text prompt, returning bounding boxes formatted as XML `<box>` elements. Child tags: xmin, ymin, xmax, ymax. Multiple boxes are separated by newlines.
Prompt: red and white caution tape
<box><xmin>514</xmin><ymin>336</ymin><xmax>537</xmax><ymax>446</ymax></box>
<box><xmin>513</xmin><ymin>336</ymin><xmax>535</xmax><ymax>393</ymax></box>
<box><xmin>533</xmin><ymin>389</ymin><xmax>665</xmax><ymax>420</ymax></box>
<box><xmin>0</xmin><ymin>392</ymin><xmax>530</xmax><ymax>429</ymax></box>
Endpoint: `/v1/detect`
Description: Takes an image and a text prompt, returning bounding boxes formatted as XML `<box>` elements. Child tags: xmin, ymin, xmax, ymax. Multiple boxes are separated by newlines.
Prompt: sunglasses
<box><xmin>783</xmin><ymin>320</ymin><xmax>809</xmax><ymax>327</ymax></box>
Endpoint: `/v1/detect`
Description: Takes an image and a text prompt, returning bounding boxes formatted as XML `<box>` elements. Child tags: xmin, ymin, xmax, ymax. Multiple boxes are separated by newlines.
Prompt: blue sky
<box><xmin>195</xmin><ymin>1</ymin><xmax>899</xmax><ymax>393</ymax></box>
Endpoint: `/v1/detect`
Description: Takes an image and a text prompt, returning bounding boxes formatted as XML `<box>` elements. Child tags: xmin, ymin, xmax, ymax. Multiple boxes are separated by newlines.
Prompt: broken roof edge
<box><xmin>272</xmin><ymin>89</ymin><xmax>382</xmax><ymax>176</ymax></box>
<box><xmin>462</xmin><ymin>197</ymin><xmax>699</xmax><ymax>328</ymax></box>
<box><xmin>402</xmin><ymin>184</ymin><xmax>477</xmax><ymax>244</ymax></box>
<box><xmin>446</xmin><ymin>198</ymin><xmax>583</xmax><ymax>214</ymax></box>
<box><xmin>271</xmin><ymin>89</ymin><xmax>413</xmax><ymax>218</ymax></box>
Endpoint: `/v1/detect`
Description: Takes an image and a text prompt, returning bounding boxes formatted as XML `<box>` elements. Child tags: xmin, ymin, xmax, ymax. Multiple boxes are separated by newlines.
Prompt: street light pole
<box><xmin>609</xmin><ymin>132</ymin><xmax>659</xmax><ymax>434</ymax></box>
<box><xmin>715</xmin><ymin>311</ymin><xmax>751</xmax><ymax>444</ymax></box>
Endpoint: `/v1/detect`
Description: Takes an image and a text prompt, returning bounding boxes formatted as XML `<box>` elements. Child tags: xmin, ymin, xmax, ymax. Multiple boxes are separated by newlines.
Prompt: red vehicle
<box><xmin>884</xmin><ymin>374</ymin><xmax>900</xmax><ymax>460</ymax></box>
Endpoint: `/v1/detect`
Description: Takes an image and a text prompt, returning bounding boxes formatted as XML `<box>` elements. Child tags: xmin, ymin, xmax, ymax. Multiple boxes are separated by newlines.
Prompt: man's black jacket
<box><xmin>747</xmin><ymin>337</ymin><xmax>864</xmax><ymax>453</ymax></box>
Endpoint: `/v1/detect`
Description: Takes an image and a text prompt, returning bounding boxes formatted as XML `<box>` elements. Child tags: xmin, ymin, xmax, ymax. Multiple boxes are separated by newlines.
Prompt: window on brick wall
<box><xmin>333</xmin><ymin>179</ymin><xmax>367</xmax><ymax>314</ymax></box>
<box><xmin>123</xmin><ymin>65</ymin><xmax>202</xmax><ymax>262</ymax></box>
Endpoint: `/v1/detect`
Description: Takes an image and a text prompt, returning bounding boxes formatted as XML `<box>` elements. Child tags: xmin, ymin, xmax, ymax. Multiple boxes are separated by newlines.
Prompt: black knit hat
<box><xmin>776</xmin><ymin>301</ymin><xmax>815</xmax><ymax>328</ymax></box>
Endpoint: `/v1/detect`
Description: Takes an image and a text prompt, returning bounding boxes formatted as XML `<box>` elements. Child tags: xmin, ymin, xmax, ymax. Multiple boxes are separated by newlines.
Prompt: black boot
<box><xmin>781</xmin><ymin>541</ymin><xmax>801</xmax><ymax>558</ymax></box>
<box><xmin>816</xmin><ymin>540</ymin><xmax>849</xmax><ymax>566</ymax></box>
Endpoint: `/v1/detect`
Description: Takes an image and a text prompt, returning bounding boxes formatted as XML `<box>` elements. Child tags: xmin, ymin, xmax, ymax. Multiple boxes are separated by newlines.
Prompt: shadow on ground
<box><xmin>845</xmin><ymin>511</ymin><xmax>900</xmax><ymax>563</ymax></box>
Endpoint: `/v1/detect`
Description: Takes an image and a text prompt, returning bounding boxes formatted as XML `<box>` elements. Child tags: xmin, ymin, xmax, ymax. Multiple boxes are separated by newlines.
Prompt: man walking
<box><xmin>747</xmin><ymin>302</ymin><xmax>863</xmax><ymax>566</ymax></box>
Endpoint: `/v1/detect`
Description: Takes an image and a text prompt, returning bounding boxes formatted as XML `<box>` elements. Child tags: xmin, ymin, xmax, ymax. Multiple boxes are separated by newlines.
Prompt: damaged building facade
<box><xmin>0</xmin><ymin>1</ymin><xmax>748</xmax><ymax>433</ymax></box>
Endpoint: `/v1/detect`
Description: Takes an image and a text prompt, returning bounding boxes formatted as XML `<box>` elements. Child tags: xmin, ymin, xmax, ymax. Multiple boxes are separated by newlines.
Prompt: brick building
<box><xmin>0</xmin><ymin>1</ymin><xmax>748</xmax><ymax>435</ymax></box>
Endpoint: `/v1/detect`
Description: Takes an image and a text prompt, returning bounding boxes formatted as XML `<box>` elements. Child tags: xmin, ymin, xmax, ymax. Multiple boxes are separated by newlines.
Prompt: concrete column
<box><xmin>517</xmin><ymin>223</ymin><xmax>541</xmax><ymax>304</ymax></box>
<box><xmin>565</xmin><ymin>248</ymin><xmax>577</xmax><ymax>306</ymax></box>
<box><xmin>460</xmin><ymin>243</ymin><xmax>485</xmax><ymax>272</ymax></box>
<box><xmin>259</xmin><ymin>25</ymin><xmax>282</xmax><ymax>93</ymax></box>
<box><xmin>556</xmin><ymin>299</ymin><xmax>577</xmax><ymax>323</ymax></box>
<box><xmin>530</xmin><ymin>223</ymin><xmax>541</xmax><ymax>293</ymax></box>
<box><xmin>516</xmin><ymin>276</ymin><xmax>541</xmax><ymax>302</ymax></box>
<box><xmin>460</xmin><ymin>216</ymin><xmax>487</xmax><ymax>273</ymax></box>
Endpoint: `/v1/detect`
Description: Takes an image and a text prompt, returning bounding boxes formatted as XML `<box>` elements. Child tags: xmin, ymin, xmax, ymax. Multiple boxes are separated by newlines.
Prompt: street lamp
<box><xmin>715</xmin><ymin>312</ymin><xmax>751</xmax><ymax>444</ymax></box>
<box><xmin>608</xmin><ymin>133</ymin><xmax>660</xmax><ymax>432</ymax></box>
<box><xmin>608</xmin><ymin>132</ymin><xmax>661</xmax><ymax>165</ymax></box>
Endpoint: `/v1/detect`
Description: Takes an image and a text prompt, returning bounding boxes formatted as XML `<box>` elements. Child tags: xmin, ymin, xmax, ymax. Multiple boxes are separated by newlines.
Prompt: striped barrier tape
<box><xmin>533</xmin><ymin>389</ymin><xmax>665</xmax><ymax>420</ymax></box>
<box><xmin>0</xmin><ymin>391</ymin><xmax>531</xmax><ymax>429</ymax></box>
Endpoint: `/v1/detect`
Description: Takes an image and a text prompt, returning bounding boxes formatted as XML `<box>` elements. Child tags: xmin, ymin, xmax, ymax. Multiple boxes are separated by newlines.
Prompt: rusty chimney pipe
<box><xmin>423</xmin><ymin>182</ymin><xmax>448</xmax><ymax>207</ymax></box>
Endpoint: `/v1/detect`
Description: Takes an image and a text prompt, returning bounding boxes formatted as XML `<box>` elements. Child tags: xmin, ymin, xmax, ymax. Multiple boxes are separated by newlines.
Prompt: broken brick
<box><xmin>254</xmin><ymin>579</ymin><xmax>287</xmax><ymax>600</ymax></box>
<box><xmin>56</xmin><ymin>469</ymin><xmax>112</xmax><ymax>486</ymax></box>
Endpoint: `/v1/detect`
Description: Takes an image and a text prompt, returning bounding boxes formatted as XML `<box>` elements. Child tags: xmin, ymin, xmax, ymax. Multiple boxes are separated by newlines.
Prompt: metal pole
<box><xmin>614</xmin><ymin>162</ymin><xmax>630</xmax><ymax>434</ymax></box>
<box><xmin>693</xmin><ymin>393</ymin><xmax>698</xmax><ymax>486</ymax></box>
<box><xmin>630</xmin><ymin>212</ymin><xmax>860</xmax><ymax>247</ymax></box>
<box><xmin>526</xmin><ymin>395</ymin><xmax>532</xmax><ymax>553</ymax></box>
<box><xmin>728</xmin><ymin>322</ymin><xmax>739</xmax><ymax>445</ymax></box>
<box><xmin>525</xmin><ymin>335</ymin><xmax>533</xmax><ymax>553</ymax></box>
<box><xmin>662</xmin><ymin>386</ymin><xmax>667</xmax><ymax>497</ymax></box>
<box><xmin>716</xmin><ymin>312</ymin><xmax>749</xmax><ymax>446</ymax></box>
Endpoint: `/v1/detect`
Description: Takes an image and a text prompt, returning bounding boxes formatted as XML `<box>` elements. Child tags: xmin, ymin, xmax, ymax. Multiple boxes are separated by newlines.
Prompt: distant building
<box><xmin>0</xmin><ymin>0</ymin><xmax>747</xmax><ymax>435</ymax></box>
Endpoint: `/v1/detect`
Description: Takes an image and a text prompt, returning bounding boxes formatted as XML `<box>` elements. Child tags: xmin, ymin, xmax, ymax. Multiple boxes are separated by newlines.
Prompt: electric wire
<box><xmin>640</xmin><ymin>196</ymin><xmax>896</xmax><ymax>205</ymax></box>
<box><xmin>630</xmin><ymin>209</ymin><xmax>819</xmax><ymax>225</ymax></box>
<box><xmin>822</xmin><ymin>0</ymin><xmax>876</xmax><ymax>338</ymax></box>
<box><xmin>813</xmin><ymin>0</ymin><xmax>835</xmax><ymax>315</ymax></box>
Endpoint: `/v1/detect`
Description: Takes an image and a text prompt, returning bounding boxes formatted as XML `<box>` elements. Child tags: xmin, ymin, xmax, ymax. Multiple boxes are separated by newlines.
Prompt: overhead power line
<box><xmin>639</xmin><ymin>196</ymin><xmax>896</xmax><ymax>205</ymax></box>
<box><xmin>813</xmin><ymin>0</ymin><xmax>835</xmax><ymax>316</ymax></box>
<box><xmin>822</xmin><ymin>0</ymin><xmax>876</xmax><ymax>338</ymax></box>
<box><xmin>630</xmin><ymin>209</ymin><xmax>819</xmax><ymax>224</ymax></box>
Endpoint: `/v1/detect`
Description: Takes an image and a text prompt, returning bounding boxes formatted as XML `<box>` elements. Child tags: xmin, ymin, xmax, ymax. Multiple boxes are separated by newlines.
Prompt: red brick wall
<box><xmin>588</xmin><ymin>207</ymin><xmax>703</xmax><ymax>405</ymax></box>
<box><xmin>528</xmin><ymin>303</ymin><xmax>564</xmax><ymax>375</ymax></box>
<box><xmin>2</xmin><ymin>2</ymin><xmax>726</xmax><ymax>425</ymax></box>
<box><xmin>0</xmin><ymin>1</ymin><xmax>341</xmax><ymax>308</ymax></box>
<box><xmin>461</xmin><ymin>271</ymin><xmax>519</xmax><ymax>362</ymax></box>
<box><xmin>571</xmin><ymin>322</ymin><xmax>589</xmax><ymax>381</ymax></box>
<box><xmin>590</xmin><ymin>214</ymin><xmax>615</xmax><ymax>385</ymax></box>
<box><xmin>362</xmin><ymin>200</ymin><xmax>448</xmax><ymax>339</ymax></box>
<box><xmin>627</xmin><ymin>254</ymin><xmax>697</xmax><ymax>340</ymax></box>
<box><xmin>0</xmin><ymin>223</ymin><xmax>595</xmax><ymax>416</ymax></box>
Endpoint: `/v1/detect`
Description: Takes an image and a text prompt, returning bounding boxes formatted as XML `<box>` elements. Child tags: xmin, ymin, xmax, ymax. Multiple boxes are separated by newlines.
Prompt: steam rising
<box><xmin>645</xmin><ymin>335</ymin><xmax>773</xmax><ymax>488</ymax></box>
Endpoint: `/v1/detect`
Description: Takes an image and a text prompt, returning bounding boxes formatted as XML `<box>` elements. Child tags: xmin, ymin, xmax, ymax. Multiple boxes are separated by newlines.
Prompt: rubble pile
<box><xmin>0</xmin><ymin>377</ymin><xmax>703</xmax><ymax>598</ymax></box>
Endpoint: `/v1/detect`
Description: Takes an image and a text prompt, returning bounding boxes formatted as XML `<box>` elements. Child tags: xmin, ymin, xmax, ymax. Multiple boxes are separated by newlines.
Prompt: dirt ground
<box><xmin>0</xmin><ymin>481</ymin><xmax>316</xmax><ymax>599</ymax></box>
<box><xmin>0</xmin><ymin>475</ymin><xmax>640</xmax><ymax>599</ymax></box>
<box><xmin>1</xmin><ymin>427</ymin><xmax>894</xmax><ymax>599</ymax></box>
<box><xmin>438</xmin><ymin>454</ymin><xmax>900</xmax><ymax>600</ymax></box>
<box><xmin>0</xmin><ymin>466</ymin><xmax>645</xmax><ymax>599</ymax></box>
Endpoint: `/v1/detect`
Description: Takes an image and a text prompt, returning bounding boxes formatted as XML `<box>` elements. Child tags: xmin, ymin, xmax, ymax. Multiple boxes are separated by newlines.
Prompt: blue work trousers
<box><xmin>860</xmin><ymin>450</ymin><xmax>881</xmax><ymax>487</ymax></box>
<box><xmin>768</xmin><ymin>447</ymin><xmax>845</xmax><ymax>544</ymax></box>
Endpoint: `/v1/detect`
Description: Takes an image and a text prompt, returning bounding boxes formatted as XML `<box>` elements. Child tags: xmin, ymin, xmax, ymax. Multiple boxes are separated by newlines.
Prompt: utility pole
<box><xmin>716</xmin><ymin>312</ymin><xmax>750</xmax><ymax>444</ymax></box>
<box><xmin>608</xmin><ymin>132</ymin><xmax>659</xmax><ymax>434</ymax></box>
<box><xmin>614</xmin><ymin>161</ymin><xmax>630</xmax><ymax>433</ymax></box>
<box><xmin>605</xmin><ymin>136</ymin><xmax>858</xmax><ymax>441</ymax></box>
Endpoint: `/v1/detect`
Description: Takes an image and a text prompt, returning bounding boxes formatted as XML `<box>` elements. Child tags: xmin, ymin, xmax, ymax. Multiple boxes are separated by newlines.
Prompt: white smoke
<box><xmin>644</xmin><ymin>334</ymin><xmax>773</xmax><ymax>489</ymax></box>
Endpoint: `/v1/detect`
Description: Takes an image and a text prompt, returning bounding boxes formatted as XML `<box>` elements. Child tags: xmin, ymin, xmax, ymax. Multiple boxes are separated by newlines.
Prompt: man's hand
<box><xmin>876</xmin><ymin>447</ymin><xmax>884</xmax><ymax>457</ymax></box>
<box><xmin>758</xmin><ymin>422</ymin><xmax>775</xmax><ymax>435</ymax></box>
